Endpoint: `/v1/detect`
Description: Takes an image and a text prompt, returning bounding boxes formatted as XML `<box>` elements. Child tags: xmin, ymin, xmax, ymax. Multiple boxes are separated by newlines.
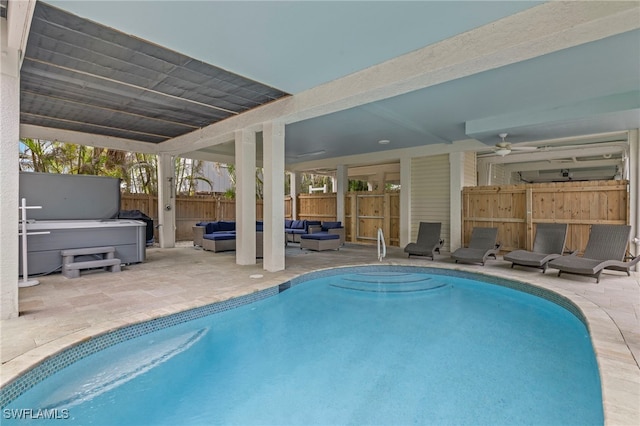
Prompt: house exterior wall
<box><xmin>196</xmin><ymin>161</ymin><xmax>233</xmax><ymax>194</ymax></box>
<box><xmin>410</xmin><ymin>154</ymin><xmax>450</xmax><ymax>252</ymax></box>
<box><xmin>464</xmin><ymin>151</ymin><xmax>477</xmax><ymax>187</ymax></box>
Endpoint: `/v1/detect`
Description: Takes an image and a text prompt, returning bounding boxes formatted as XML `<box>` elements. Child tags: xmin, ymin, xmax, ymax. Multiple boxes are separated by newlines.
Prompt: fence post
<box><xmin>383</xmin><ymin>192</ymin><xmax>391</xmax><ymax>242</ymax></box>
<box><xmin>349</xmin><ymin>193</ymin><xmax>357</xmax><ymax>243</ymax></box>
<box><xmin>525</xmin><ymin>186</ymin><xmax>533</xmax><ymax>250</ymax></box>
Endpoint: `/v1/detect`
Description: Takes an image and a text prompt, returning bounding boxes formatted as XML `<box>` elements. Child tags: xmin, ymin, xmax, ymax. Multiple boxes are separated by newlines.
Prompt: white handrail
<box><xmin>377</xmin><ymin>228</ymin><xmax>386</xmax><ymax>262</ymax></box>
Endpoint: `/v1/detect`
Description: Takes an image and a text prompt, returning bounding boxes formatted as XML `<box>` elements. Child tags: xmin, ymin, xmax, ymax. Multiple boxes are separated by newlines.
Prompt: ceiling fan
<box><xmin>493</xmin><ymin>133</ymin><xmax>538</xmax><ymax>156</ymax></box>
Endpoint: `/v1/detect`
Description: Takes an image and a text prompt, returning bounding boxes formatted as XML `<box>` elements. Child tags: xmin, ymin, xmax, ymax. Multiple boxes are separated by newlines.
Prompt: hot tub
<box><xmin>19</xmin><ymin>219</ymin><xmax>147</xmax><ymax>276</ymax></box>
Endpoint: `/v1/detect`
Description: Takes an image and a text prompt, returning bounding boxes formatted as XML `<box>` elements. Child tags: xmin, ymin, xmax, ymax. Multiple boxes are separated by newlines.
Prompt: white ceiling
<box><xmin>47</xmin><ymin>1</ymin><xmax>542</xmax><ymax>93</ymax></box>
<box><xmin>39</xmin><ymin>1</ymin><xmax>640</xmax><ymax>167</ymax></box>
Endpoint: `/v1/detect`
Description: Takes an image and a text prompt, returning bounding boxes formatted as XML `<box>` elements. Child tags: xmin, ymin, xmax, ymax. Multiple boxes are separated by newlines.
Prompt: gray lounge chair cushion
<box><xmin>503</xmin><ymin>251</ymin><xmax>560</xmax><ymax>268</ymax></box>
<box><xmin>581</xmin><ymin>224</ymin><xmax>629</xmax><ymax>261</ymax></box>
<box><xmin>504</xmin><ymin>223</ymin><xmax>568</xmax><ymax>270</ymax></box>
<box><xmin>404</xmin><ymin>222</ymin><xmax>443</xmax><ymax>259</ymax></box>
<box><xmin>451</xmin><ymin>227</ymin><xmax>499</xmax><ymax>265</ymax></box>
<box><xmin>548</xmin><ymin>224</ymin><xmax>635</xmax><ymax>282</ymax></box>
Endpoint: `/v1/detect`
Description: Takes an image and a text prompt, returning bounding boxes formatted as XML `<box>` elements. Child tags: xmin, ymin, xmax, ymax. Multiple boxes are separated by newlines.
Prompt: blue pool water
<box><xmin>3</xmin><ymin>271</ymin><xmax>603</xmax><ymax>425</ymax></box>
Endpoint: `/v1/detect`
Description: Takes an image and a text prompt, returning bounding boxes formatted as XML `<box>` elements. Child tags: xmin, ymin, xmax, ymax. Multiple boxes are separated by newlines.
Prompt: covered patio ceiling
<box><xmin>14</xmin><ymin>1</ymin><xmax>640</xmax><ymax>171</ymax></box>
<box><xmin>20</xmin><ymin>2</ymin><xmax>289</xmax><ymax>144</ymax></box>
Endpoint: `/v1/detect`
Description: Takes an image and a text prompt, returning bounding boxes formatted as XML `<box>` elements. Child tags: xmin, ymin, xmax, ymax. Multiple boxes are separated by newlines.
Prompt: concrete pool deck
<box><xmin>1</xmin><ymin>243</ymin><xmax>638</xmax><ymax>424</ymax></box>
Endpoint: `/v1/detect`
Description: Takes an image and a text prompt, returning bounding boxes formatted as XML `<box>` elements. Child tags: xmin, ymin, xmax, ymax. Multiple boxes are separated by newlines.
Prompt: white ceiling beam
<box><xmin>6</xmin><ymin>0</ymin><xmax>36</xmax><ymax>66</ymax></box>
<box><xmin>20</xmin><ymin>124</ymin><xmax>158</xmax><ymax>154</ymax></box>
<box><xmin>159</xmin><ymin>1</ymin><xmax>639</xmax><ymax>157</ymax></box>
<box><xmin>289</xmin><ymin>139</ymin><xmax>484</xmax><ymax>172</ymax></box>
<box><xmin>178</xmin><ymin>150</ymin><xmax>240</xmax><ymax>166</ymax></box>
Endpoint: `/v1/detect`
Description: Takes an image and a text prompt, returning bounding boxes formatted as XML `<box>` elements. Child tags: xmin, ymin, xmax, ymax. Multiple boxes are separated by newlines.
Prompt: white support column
<box><xmin>629</xmin><ymin>129</ymin><xmax>639</xmax><ymax>258</ymax></box>
<box><xmin>263</xmin><ymin>121</ymin><xmax>286</xmax><ymax>272</ymax></box>
<box><xmin>449</xmin><ymin>152</ymin><xmax>465</xmax><ymax>252</ymax></box>
<box><xmin>290</xmin><ymin>171</ymin><xmax>301</xmax><ymax>219</ymax></box>
<box><xmin>0</xmin><ymin>18</ymin><xmax>21</xmax><ymax>319</ymax></box>
<box><xmin>336</xmin><ymin>164</ymin><xmax>347</xmax><ymax>224</ymax></box>
<box><xmin>157</xmin><ymin>153</ymin><xmax>176</xmax><ymax>248</ymax></box>
<box><xmin>399</xmin><ymin>156</ymin><xmax>411</xmax><ymax>248</ymax></box>
<box><xmin>235</xmin><ymin>129</ymin><xmax>256</xmax><ymax>264</ymax></box>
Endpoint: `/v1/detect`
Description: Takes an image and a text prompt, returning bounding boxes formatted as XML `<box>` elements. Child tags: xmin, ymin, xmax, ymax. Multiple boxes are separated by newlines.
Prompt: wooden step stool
<box><xmin>61</xmin><ymin>246</ymin><xmax>121</xmax><ymax>279</ymax></box>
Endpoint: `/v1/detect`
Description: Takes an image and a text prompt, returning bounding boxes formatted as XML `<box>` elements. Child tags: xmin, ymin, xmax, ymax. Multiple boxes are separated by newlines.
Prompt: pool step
<box><xmin>61</xmin><ymin>246</ymin><xmax>121</xmax><ymax>279</ymax></box>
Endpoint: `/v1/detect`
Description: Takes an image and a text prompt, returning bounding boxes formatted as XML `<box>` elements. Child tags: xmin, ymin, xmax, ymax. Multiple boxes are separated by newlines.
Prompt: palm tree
<box><xmin>19</xmin><ymin>139</ymin><xmax>240</xmax><ymax>196</ymax></box>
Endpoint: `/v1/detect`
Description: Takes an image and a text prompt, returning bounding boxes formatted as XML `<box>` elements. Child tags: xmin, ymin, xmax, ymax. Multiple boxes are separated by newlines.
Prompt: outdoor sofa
<box><xmin>193</xmin><ymin>220</ymin><xmax>236</xmax><ymax>247</ymax></box>
<box><xmin>285</xmin><ymin>219</ymin><xmax>322</xmax><ymax>243</ymax></box>
<box><xmin>299</xmin><ymin>221</ymin><xmax>345</xmax><ymax>251</ymax></box>
<box><xmin>195</xmin><ymin>220</ymin><xmax>264</xmax><ymax>257</ymax></box>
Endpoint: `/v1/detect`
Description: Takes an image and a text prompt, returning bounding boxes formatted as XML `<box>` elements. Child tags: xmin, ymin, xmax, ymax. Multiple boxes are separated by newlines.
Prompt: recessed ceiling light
<box><xmin>378</xmin><ymin>139</ymin><xmax>390</xmax><ymax>145</ymax></box>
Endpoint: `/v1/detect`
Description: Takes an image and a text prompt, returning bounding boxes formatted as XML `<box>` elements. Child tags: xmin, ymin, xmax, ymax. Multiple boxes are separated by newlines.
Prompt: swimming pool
<box><xmin>1</xmin><ymin>267</ymin><xmax>603</xmax><ymax>425</ymax></box>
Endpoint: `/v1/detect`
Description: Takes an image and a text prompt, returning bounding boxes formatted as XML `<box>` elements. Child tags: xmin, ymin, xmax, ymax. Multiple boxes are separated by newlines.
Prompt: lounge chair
<box><xmin>547</xmin><ymin>224</ymin><xmax>639</xmax><ymax>283</ymax></box>
<box><xmin>451</xmin><ymin>227</ymin><xmax>500</xmax><ymax>266</ymax></box>
<box><xmin>404</xmin><ymin>222</ymin><xmax>444</xmax><ymax>260</ymax></box>
<box><xmin>503</xmin><ymin>223</ymin><xmax>568</xmax><ymax>272</ymax></box>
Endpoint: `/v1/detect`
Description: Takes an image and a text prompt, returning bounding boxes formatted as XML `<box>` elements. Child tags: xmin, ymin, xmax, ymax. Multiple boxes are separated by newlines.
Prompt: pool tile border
<box><xmin>0</xmin><ymin>286</ymin><xmax>278</xmax><ymax>408</ymax></box>
<box><xmin>0</xmin><ymin>265</ymin><xmax>592</xmax><ymax>408</ymax></box>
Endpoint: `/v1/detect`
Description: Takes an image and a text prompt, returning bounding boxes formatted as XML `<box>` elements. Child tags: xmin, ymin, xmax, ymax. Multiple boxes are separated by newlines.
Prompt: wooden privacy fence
<box><xmin>297</xmin><ymin>191</ymin><xmax>400</xmax><ymax>246</ymax></box>
<box><xmin>121</xmin><ymin>194</ymin><xmax>263</xmax><ymax>241</ymax></box>
<box><xmin>462</xmin><ymin>180</ymin><xmax>629</xmax><ymax>254</ymax></box>
<box><xmin>123</xmin><ymin>191</ymin><xmax>401</xmax><ymax>245</ymax></box>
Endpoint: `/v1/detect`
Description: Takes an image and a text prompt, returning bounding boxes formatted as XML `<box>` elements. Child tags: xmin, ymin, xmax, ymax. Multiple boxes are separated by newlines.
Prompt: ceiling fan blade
<box><xmin>509</xmin><ymin>146</ymin><xmax>538</xmax><ymax>151</ymax></box>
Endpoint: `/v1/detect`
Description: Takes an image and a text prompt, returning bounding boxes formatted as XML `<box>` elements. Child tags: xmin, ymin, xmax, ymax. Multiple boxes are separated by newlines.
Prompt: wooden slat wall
<box><xmin>462</xmin><ymin>180</ymin><xmax>628</xmax><ymax>254</ymax></box>
<box><xmin>298</xmin><ymin>191</ymin><xmax>401</xmax><ymax>246</ymax></box>
<box><xmin>284</xmin><ymin>196</ymin><xmax>293</xmax><ymax>219</ymax></box>
<box><xmin>122</xmin><ymin>192</ymin><xmax>401</xmax><ymax>245</ymax></box>
<box><xmin>121</xmin><ymin>194</ymin><xmax>263</xmax><ymax>241</ymax></box>
<box><xmin>297</xmin><ymin>193</ymin><xmax>337</xmax><ymax>222</ymax></box>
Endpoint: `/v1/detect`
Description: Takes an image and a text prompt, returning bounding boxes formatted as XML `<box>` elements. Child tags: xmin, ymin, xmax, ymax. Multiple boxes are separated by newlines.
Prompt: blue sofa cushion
<box><xmin>322</xmin><ymin>221</ymin><xmax>342</xmax><ymax>231</ymax></box>
<box><xmin>256</xmin><ymin>221</ymin><xmax>264</xmax><ymax>232</ymax></box>
<box><xmin>203</xmin><ymin>233</ymin><xmax>236</xmax><ymax>241</ymax></box>
<box><xmin>289</xmin><ymin>229</ymin><xmax>307</xmax><ymax>235</ymax></box>
<box><xmin>285</xmin><ymin>219</ymin><xmax>293</xmax><ymax>228</ymax></box>
<box><xmin>205</xmin><ymin>222</ymin><xmax>220</xmax><ymax>234</ymax></box>
<box><xmin>218</xmin><ymin>221</ymin><xmax>236</xmax><ymax>232</ymax></box>
<box><xmin>291</xmin><ymin>220</ymin><xmax>306</xmax><ymax>230</ymax></box>
<box><xmin>301</xmin><ymin>233</ymin><xmax>340</xmax><ymax>240</ymax></box>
